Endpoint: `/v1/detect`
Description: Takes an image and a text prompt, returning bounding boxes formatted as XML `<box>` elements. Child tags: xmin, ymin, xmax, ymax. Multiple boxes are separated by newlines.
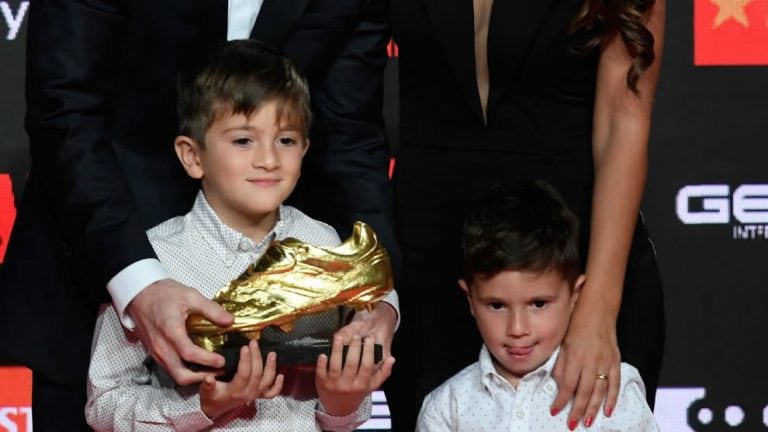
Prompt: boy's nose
<box><xmin>507</xmin><ymin>311</ymin><xmax>530</xmax><ymax>337</ymax></box>
<box><xmin>253</xmin><ymin>143</ymin><xmax>279</xmax><ymax>169</ymax></box>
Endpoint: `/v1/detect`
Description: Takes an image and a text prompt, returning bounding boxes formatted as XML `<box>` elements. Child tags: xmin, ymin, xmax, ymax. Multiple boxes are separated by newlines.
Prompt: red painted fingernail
<box><xmin>568</xmin><ymin>419</ymin><xmax>578</xmax><ymax>430</ymax></box>
<box><xmin>585</xmin><ymin>416</ymin><xmax>594</xmax><ymax>428</ymax></box>
<box><xmin>606</xmin><ymin>407</ymin><xmax>613</xmax><ymax>417</ymax></box>
<box><xmin>550</xmin><ymin>407</ymin><xmax>560</xmax><ymax>416</ymax></box>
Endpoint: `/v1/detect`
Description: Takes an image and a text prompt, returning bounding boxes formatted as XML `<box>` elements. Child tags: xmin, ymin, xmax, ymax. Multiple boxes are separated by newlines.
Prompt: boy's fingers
<box><xmin>250</xmin><ymin>341</ymin><xmax>264</xmax><ymax>376</ymax></box>
<box><xmin>343</xmin><ymin>335</ymin><xmax>363</xmax><ymax>378</ymax></box>
<box><xmin>370</xmin><ymin>356</ymin><xmax>395</xmax><ymax>389</ymax></box>
<box><xmin>328</xmin><ymin>335</ymin><xmax>345</xmax><ymax>376</ymax></box>
<box><xmin>358</xmin><ymin>336</ymin><xmax>376</xmax><ymax>378</ymax></box>
<box><xmin>198</xmin><ymin>374</ymin><xmax>217</xmax><ymax>398</ymax></box>
<box><xmin>315</xmin><ymin>354</ymin><xmax>329</xmax><ymax>382</ymax></box>
<box><xmin>232</xmin><ymin>345</ymin><xmax>253</xmax><ymax>389</ymax></box>
<box><xmin>262</xmin><ymin>374</ymin><xmax>284</xmax><ymax>399</ymax></box>
<box><xmin>258</xmin><ymin>352</ymin><xmax>278</xmax><ymax>393</ymax></box>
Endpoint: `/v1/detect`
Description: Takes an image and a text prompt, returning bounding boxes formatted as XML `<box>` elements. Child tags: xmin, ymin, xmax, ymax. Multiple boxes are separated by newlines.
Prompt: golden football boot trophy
<box><xmin>186</xmin><ymin>221</ymin><xmax>394</xmax><ymax>354</ymax></box>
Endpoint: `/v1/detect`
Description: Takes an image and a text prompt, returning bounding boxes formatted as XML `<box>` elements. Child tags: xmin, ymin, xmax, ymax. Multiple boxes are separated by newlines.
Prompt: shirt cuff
<box><xmin>166</xmin><ymin>394</ymin><xmax>216</xmax><ymax>432</ymax></box>
<box><xmin>106</xmin><ymin>258</ymin><xmax>169</xmax><ymax>329</ymax></box>
<box><xmin>316</xmin><ymin>396</ymin><xmax>372</xmax><ymax>432</ymax></box>
<box><xmin>381</xmin><ymin>289</ymin><xmax>401</xmax><ymax>331</ymax></box>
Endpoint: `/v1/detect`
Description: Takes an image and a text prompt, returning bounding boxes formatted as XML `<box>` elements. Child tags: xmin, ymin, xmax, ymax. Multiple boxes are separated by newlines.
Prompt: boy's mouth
<box><xmin>504</xmin><ymin>344</ymin><xmax>535</xmax><ymax>357</ymax></box>
<box><xmin>248</xmin><ymin>178</ymin><xmax>280</xmax><ymax>186</ymax></box>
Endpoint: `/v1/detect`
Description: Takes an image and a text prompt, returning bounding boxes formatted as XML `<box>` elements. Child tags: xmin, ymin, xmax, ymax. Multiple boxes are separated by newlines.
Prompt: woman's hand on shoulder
<box><xmin>550</xmin><ymin>302</ymin><xmax>621</xmax><ymax>430</ymax></box>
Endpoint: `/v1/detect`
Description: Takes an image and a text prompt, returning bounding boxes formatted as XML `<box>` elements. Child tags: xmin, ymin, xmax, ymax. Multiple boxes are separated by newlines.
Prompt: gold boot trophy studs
<box><xmin>186</xmin><ymin>221</ymin><xmax>394</xmax><ymax>355</ymax></box>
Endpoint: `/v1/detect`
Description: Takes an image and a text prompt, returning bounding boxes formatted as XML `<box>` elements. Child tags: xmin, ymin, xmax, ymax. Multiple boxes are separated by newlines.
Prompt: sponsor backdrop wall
<box><xmin>1</xmin><ymin>1</ymin><xmax>767</xmax><ymax>430</ymax></box>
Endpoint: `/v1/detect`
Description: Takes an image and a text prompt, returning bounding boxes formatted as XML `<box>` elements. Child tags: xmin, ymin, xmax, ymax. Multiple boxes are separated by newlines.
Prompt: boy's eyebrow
<box><xmin>473</xmin><ymin>293</ymin><xmax>507</xmax><ymax>302</ymax></box>
<box><xmin>221</xmin><ymin>123</ymin><xmax>302</xmax><ymax>134</ymax></box>
<box><xmin>221</xmin><ymin>125</ymin><xmax>257</xmax><ymax>133</ymax></box>
<box><xmin>475</xmin><ymin>292</ymin><xmax>559</xmax><ymax>302</ymax></box>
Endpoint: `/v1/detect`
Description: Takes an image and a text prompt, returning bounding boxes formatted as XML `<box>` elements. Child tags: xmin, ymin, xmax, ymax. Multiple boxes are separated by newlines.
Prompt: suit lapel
<box><xmin>422</xmin><ymin>0</ymin><xmax>483</xmax><ymax>123</ymax></box>
<box><xmin>251</xmin><ymin>0</ymin><xmax>311</xmax><ymax>49</ymax></box>
<box><xmin>487</xmin><ymin>0</ymin><xmax>558</xmax><ymax>114</ymax></box>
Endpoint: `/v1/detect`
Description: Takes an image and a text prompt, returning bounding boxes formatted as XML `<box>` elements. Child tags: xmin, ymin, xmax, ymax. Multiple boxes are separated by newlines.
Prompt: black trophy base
<box><xmin>187</xmin><ymin>333</ymin><xmax>383</xmax><ymax>382</ymax></box>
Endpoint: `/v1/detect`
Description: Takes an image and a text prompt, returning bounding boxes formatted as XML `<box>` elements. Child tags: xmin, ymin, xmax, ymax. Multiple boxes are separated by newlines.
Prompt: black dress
<box><xmin>387</xmin><ymin>0</ymin><xmax>664</xmax><ymax>429</ymax></box>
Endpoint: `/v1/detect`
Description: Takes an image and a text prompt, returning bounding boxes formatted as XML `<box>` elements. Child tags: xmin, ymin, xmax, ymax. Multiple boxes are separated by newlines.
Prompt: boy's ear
<box><xmin>457</xmin><ymin>279</ymin><xmax>475</xmax><ymax>317</ymax></box>
<box><xmin>302</xmin><ymin>138</ymin><xmax>310</xmax><ymax>157</ymax></box>
<box><xmin>570</xmin><ymin>274</ymin><xmax>586</xmax><ymax>308</ymax></box>
<box><xmin>174</xmin><ymin>135</ymin><xmax>204</xmax><ymax>179</ymax></box>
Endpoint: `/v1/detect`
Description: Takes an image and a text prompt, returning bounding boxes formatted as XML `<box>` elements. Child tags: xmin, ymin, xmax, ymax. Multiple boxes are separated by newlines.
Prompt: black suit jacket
<box><xmin>0</xmin><ymin>0</ymin><xmax>396</xmax><ymax>385</ymax></box>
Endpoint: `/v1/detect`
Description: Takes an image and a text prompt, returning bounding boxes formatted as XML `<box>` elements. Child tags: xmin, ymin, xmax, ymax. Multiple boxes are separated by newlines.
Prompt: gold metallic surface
<box><xmin>187</xmin><ymin>221</ymin><xmax>394</xmax><ymax>352</ymax></box>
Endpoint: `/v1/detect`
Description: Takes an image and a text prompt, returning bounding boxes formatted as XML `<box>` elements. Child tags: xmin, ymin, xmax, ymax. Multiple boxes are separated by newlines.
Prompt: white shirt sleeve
<box><xmin>106</xmin><ymin>258</ymin><xmax>169</xmax><ymax>329</ymax></box>
<box><xmin>86</xmin><ymin>305</ymin><xmax>214</xmax><ymax>431</ymax></box>
<box><xmin>381</xmin><ymin>288</ymin><xmax>401</xmax><ymax>330</ymax></box>
<box><xmin>315</xmin><ymin>397</ymin><xmax>372</xmax><ymax>432</ymax></box>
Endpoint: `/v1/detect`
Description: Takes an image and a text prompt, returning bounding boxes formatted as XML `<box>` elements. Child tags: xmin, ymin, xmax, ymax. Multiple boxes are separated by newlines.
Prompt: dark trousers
<box><xmin>32</xmin><ymin>374</ymin><xmax>91</xmax><ymax>431</ymax></box>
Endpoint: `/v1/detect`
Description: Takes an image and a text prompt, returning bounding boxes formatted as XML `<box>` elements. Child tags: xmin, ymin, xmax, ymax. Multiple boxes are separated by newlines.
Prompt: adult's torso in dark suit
<box><xmin>388</xmin><ymin>0</ymin><xmax>664</xmax><ymax>428</ymax></box>
<box><xmin>0</xmin><ymin>0</ymin><xmax>392</xmax><ymax>391</ymax></box>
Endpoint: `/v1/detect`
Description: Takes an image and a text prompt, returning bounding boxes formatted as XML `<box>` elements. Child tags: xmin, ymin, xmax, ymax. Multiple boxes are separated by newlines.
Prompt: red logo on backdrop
<box><xmin>695</xmin><ymin>0</ymin><xmax>768</xmax><ymax>65</ymax></box>
<box><xmin>0</xmin><ymin>174</ymin><xmax>17</xmax><ymax>264</ymax></box>
<box><xmin>0</xmin><ymin>367</ymin><xmax>33</xmax><ymax>432</ymax></box>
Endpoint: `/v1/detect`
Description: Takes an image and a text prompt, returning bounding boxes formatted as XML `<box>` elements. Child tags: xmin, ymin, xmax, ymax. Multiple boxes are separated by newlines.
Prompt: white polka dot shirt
<box><xmin>86</xmin><ymin>191</ymin><xmax>374</xmax><ymax>431</ymax></box>
<box><xmin>416</xmin><ymin>346</ymin><xmax>659</xmax><ymax>432</ymax></box>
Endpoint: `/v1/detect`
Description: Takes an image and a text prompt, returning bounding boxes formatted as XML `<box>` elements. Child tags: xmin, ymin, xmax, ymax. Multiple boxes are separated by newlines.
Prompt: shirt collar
<box><xmin>479</xmin><ymin>344</ymin><xmax>560</xmax><ymax>396</ymax></box>
<box><xmin>188</xmin><ymin>191</ymin><xmax>288</xmax><ymax>262</ymax></box>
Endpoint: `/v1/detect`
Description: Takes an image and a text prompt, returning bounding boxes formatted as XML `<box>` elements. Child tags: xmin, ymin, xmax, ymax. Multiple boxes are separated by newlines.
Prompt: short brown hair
<box><xmin>176</xmin><ymin>39</ymin><xmax>311</xmax><ymax>146</ymax></box>
<box><xmin>462</xmin><ymin>180</ymin><xmax>580</xmax><ymax>284</ymax></box>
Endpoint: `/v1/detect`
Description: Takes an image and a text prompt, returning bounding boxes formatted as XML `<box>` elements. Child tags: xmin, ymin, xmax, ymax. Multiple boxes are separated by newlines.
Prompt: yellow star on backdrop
<box><xmin>710</xmin><ymin>0</ymin><xmax>754</xmax><ymax>28</ymax></box>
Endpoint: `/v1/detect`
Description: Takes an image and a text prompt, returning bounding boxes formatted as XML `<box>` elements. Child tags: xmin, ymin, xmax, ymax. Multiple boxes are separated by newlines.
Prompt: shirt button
<box><xmin>238</xmin><ymin>239</ymin><xmax>251</xmax><ymax>252</ymax></box>
<box><xmin>516</xmin><ymin>411</ymin><xmax>525</xmax><ymax>420</ymax></box>
<box><xmin>545</xmin><ymin>383</ymin><xmax>556</xmax><ymax>394</ymax></box>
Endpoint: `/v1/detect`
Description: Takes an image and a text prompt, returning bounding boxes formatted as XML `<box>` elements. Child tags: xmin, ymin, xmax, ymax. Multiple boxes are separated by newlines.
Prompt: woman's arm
<box><xmin>550</xmin><ymin>1</ymin><xmax>666</xmax><ymax>428</ymax></box>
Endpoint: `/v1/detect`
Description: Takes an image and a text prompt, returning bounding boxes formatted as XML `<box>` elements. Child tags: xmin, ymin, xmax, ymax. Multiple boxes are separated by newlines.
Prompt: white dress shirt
<box><xmin>416</xmin><ymin>346</ymin><xmax>660</xmax><ymax>432</ymax></box>
<box><xmin>88</xmin><ymin>192</ymin><xmax>371</xmax><ymax>431</ymax></box>
<box><xmin>107</xmin><ymin>0</ymin><xmax>265</xmax><ymax>327</ymax></box>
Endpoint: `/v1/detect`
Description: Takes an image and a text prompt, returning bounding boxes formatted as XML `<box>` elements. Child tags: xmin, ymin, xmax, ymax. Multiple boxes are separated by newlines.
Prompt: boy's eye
<box><xmin>488</xmin><ymin>302</ymin><xmax>505</xmax><ymax>310</ymax></box>
<box><xmin>232</xmin><ymin>138</ymin><xmax>252</xmax><ymax>146</ymax></box>
<box><xmin>277</xmin><ymin>136</ymin><xmax>297</xmax><ymax>146</ymax></box>
<box><xmin>531</xmin><ymin>300</ymin><xmax>548</xmax><ymax>309</ymax></box>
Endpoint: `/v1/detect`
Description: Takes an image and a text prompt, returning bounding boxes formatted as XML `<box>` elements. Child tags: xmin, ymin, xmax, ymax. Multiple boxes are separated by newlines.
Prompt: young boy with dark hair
<box><xmin>416</xmin><ymin>180</ymin><xmax>658</xmax><ymax>431</ymax></box>
<box><xmin>85</xmin><ymin>39</ymin><xmax>395</xmax><ymax>431</ymax></box>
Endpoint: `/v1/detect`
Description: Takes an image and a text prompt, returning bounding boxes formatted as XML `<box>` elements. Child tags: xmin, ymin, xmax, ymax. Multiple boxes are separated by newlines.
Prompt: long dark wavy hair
<box><xmin>571</xmin><ymin>0</ymin><xmax>657</xmax><ymax>93</ymax></box>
